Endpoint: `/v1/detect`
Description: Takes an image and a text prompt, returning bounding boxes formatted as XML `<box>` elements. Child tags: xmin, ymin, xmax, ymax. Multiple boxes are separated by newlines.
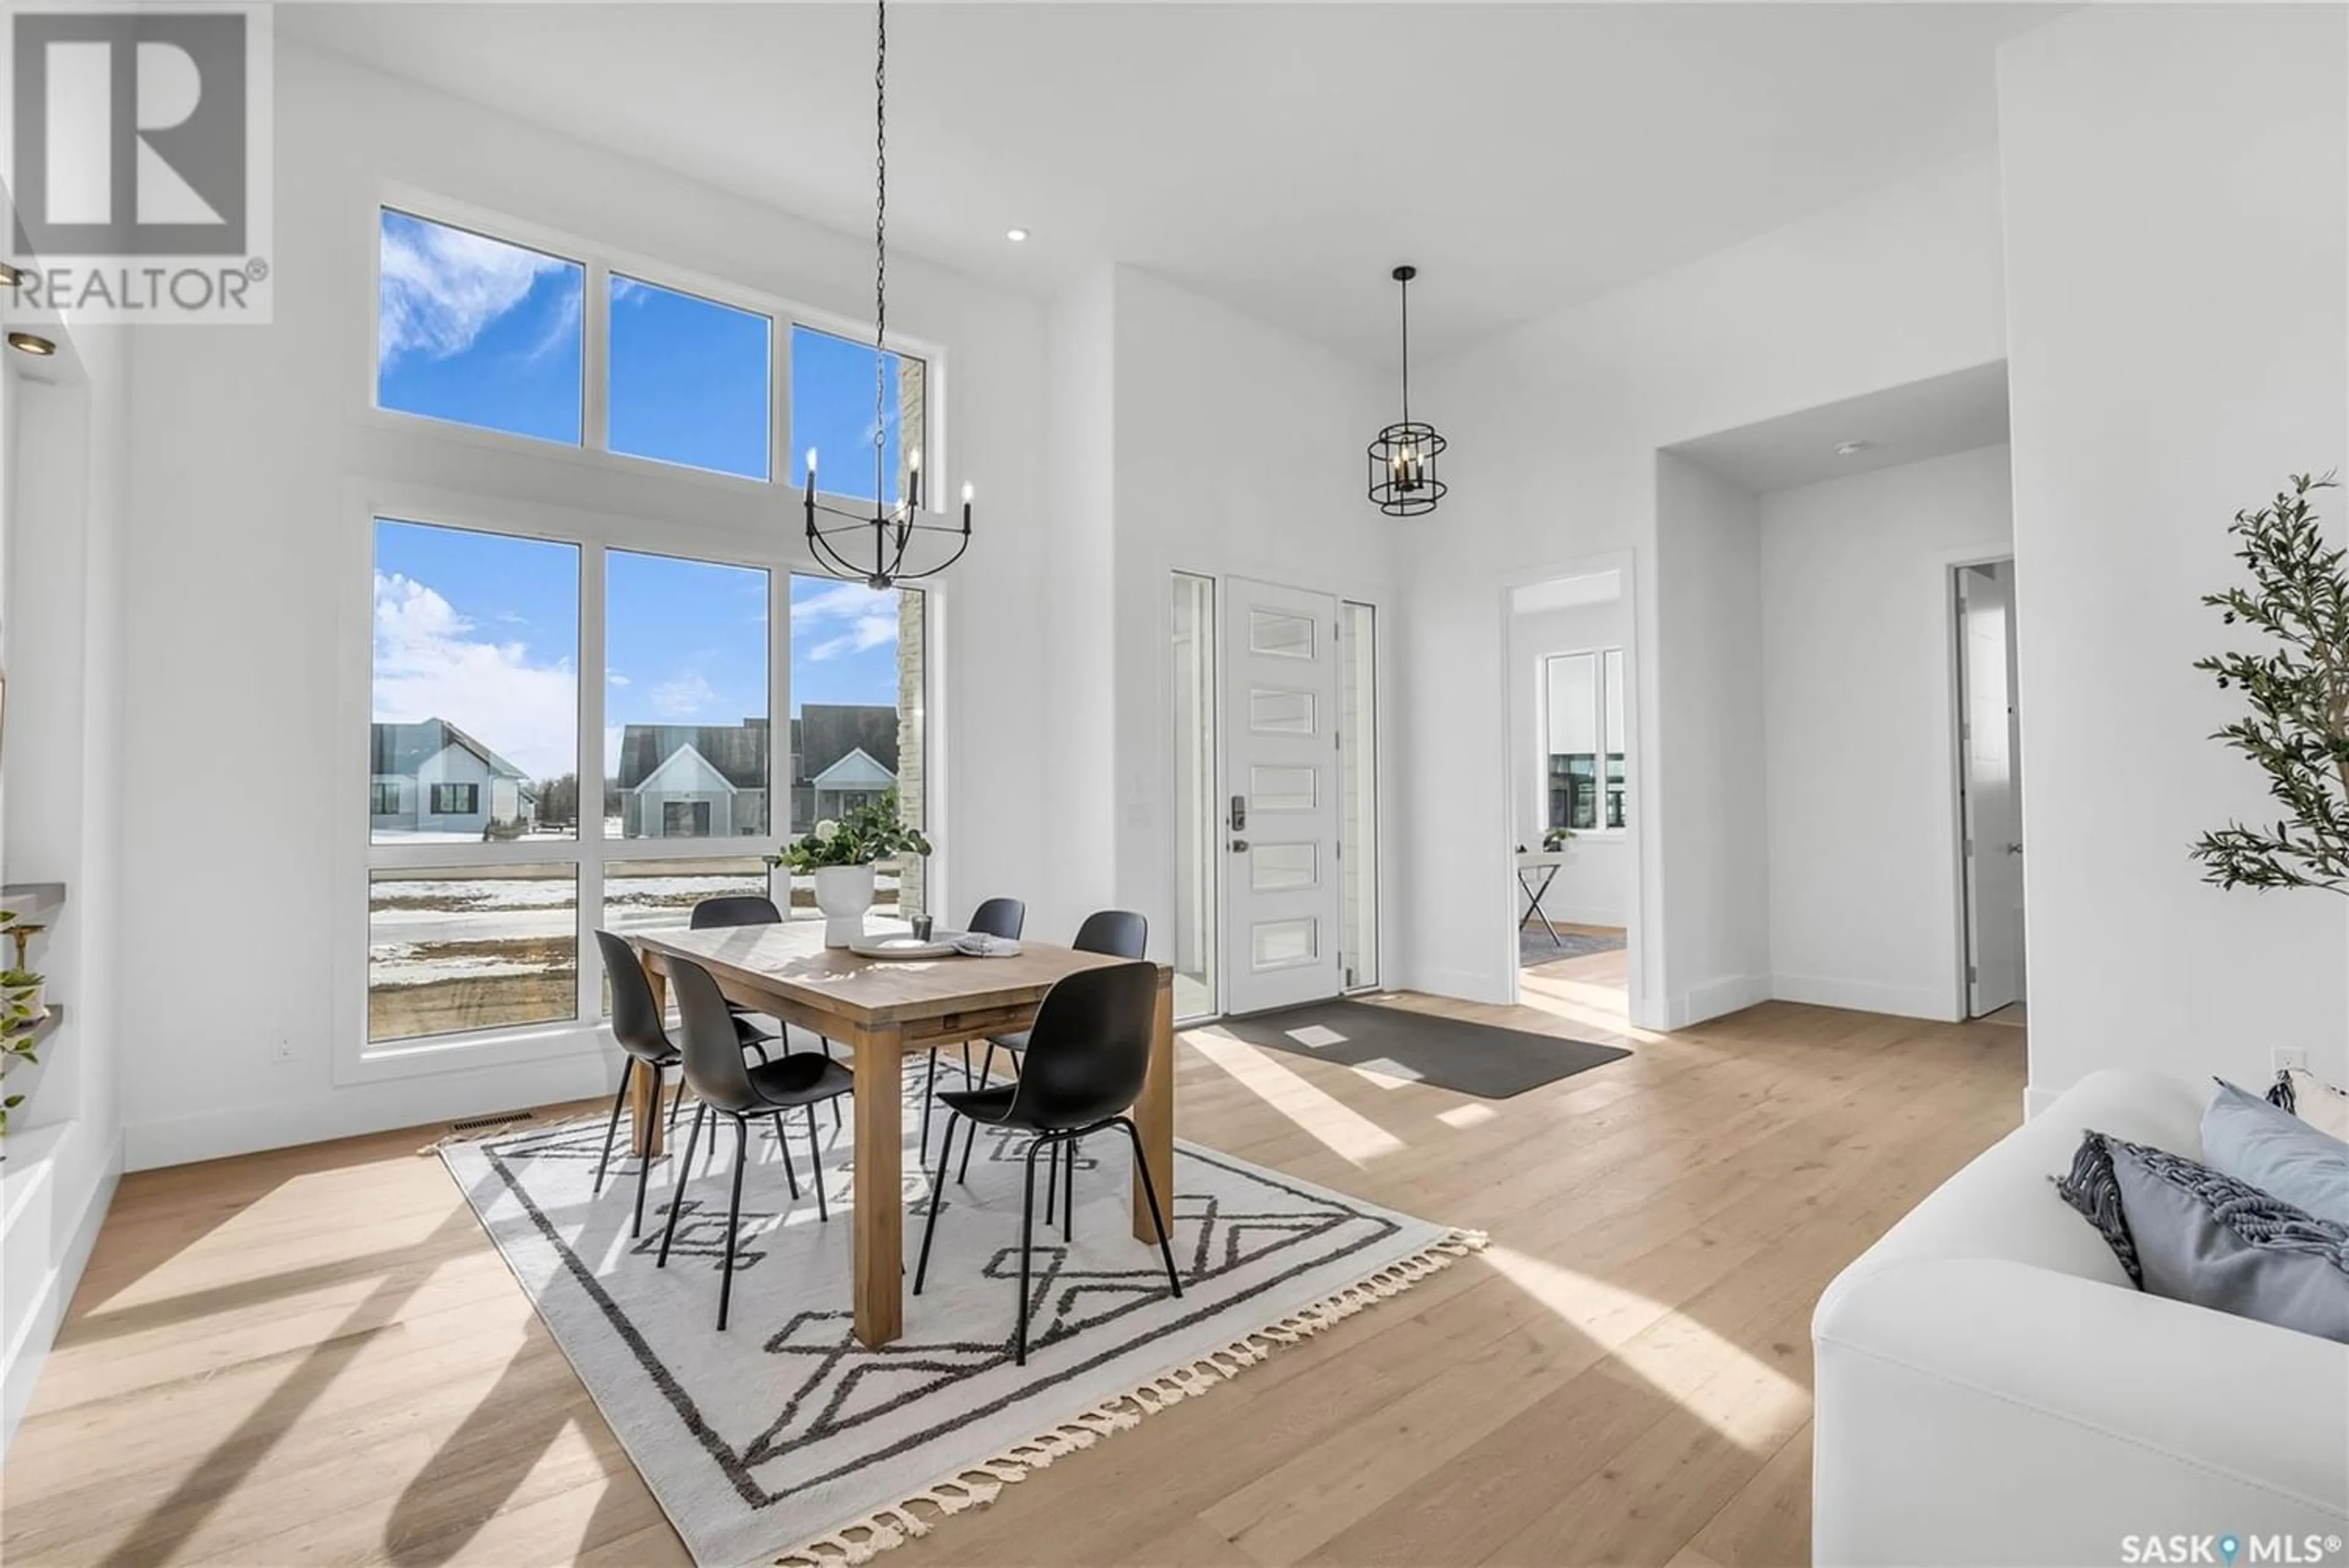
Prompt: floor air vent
<box><xmin>449</xmin><ymin>1110</ymin><xmax>535</xmax><ymax>1133</ymax></box>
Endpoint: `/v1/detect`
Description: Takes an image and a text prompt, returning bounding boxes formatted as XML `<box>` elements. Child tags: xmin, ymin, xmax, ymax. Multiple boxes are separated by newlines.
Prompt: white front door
<box><xmin>1959</xmin><ymin>562</ymin><xmax>2026</xmax><ymax>1016</ymax></box>
<box><xmin>1223</xmin><ymin>577</ymin><xmax>1344</xmax><ymax>1014</ymax></box>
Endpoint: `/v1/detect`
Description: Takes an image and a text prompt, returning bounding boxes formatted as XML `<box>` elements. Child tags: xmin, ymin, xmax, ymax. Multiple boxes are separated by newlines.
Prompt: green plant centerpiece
<box><xmin>766</xmin><ymin>789</ymin><xmax>932</xmax><ymax>948</ymax></box>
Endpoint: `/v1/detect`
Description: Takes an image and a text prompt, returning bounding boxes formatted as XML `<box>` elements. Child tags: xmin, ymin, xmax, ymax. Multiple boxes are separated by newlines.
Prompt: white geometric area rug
<box><xmin>440</xmin><ymin>1069</ymin><xmax>1482</xmax><ymax>1568</ymax></box>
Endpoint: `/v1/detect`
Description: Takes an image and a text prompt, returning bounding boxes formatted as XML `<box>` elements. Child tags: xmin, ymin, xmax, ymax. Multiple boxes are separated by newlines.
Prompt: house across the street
<box><xmin>369</xmin><ymin>718</ymin><xmax>540</xmax><ymax>839</ymax></box>
<box><xmin>611</xmin><ymin>705</ymin><xmax>900</xmax><ymax>839</ymax></box>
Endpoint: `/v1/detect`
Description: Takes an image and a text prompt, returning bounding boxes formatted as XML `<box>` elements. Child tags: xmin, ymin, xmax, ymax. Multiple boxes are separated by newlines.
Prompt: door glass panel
<box><xmin>1171</xmin><ymin>573</ymin><xmax>1218</xmax><ymax>1020</ymax></box>
<box><xmin>1252</xmin><ymin>917</ymin><xmax>1317</xmax><ymax>970</ymax></box>
<box><xmin>1250</xmin><ymin>842</ymin><xmax>1318</xmax><ymax>892</ymax></box>
<box><xmin>1340</xmin><ymin>601</ymin><xmax>1379</xmax><ymax>989</ymax></box>
<box><xmin>1250</xmin><ymin>765</ymin><xmax>1317</xmax><ymax>812</ymax></box>
<box><xmin>368</xmin><ymin>864</ymin><xmax>578</xmax><ymax>1042</ymax></box>
<box><xmin>1249</xmin><ymin>688</ymin><xmax>1315</xmax><ymax>735</ymax></box>
<box><xmin>1248</xmin><ymin>608</ymin><xmax>1315</xmax><ymax>660</ymax></box>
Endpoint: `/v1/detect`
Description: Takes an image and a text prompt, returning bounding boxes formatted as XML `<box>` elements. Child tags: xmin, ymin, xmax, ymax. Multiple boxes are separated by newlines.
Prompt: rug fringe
<box><xmin>772</xmin><ymin>1228</ymin><xmax>1490</xmax><ymax>1568</ymax></box>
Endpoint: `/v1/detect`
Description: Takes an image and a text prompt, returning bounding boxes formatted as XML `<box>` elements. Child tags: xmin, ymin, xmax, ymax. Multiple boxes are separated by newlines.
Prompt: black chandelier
<box><xmin>1366</xmin><ymin>264</ymin><xmax>1447</xmax><ymax>517</ymax></box>
<box><xmin>804</xmin><ymin>0</ymin><xmax>973</xmax><ymax>589</ymax></box>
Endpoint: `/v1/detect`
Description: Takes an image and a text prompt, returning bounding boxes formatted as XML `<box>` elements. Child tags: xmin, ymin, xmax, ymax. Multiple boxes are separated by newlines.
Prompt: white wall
<box><xmin>1654</xmin><ymin>453</ymin><xmax>1772</xmax><ymax>1025</ymax></box>
<box><xmin>1401</xmin><ymin>149</ymin><xmax>2008</xmax><ymax>1021</ymax></box>
<box><xmin>1104</xmin><ymin>267</ymin><xmax>1395</xmax><ymax>977</ymax></box>
<box><xmin>1758</xmin><ymin>442</ymin><xmax>2014</xmax><ymax>1020</ymax></box>
<box><xmin>115</xmin><ymin>42</ymin><xmax>1055</xmax><ymax>1169</ymax></box>
<box><xmin>1508</xmin><ymin>592</ymin><xmax>1632</xmax><ymax>926</ymax></box>
<box><xmin>1</xmin><ymin>319</ymin><xmax>131</xmax><ymax>1447</ymax></box>
<box><xmin>1999</xmin><ymin>6</ymin><xmax>2349</xmax><ymax>1106</ymax></box>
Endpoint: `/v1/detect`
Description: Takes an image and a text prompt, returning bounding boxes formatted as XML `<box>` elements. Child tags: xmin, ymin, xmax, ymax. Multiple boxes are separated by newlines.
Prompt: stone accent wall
<box><xmin>895</xmin><ymin>587</ymin><xmax>927</xmax><ymax>918</ymax></box>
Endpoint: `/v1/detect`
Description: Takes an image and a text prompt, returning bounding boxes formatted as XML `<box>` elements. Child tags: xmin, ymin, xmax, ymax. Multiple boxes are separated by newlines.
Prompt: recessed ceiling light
<box><xmin>1005</xmin><ymin>227</ymin><xmax>1030</xmax><ymax>243</ymax></box>
<box><xmin>7</xmin><ymin>331</ymin><xmax>55</xmax><ymax>357</ymax></box>
<box><xmin>1834</xmin><ymin>439</ymin><xmax>1869</xmax><ymax>458</ymax></box>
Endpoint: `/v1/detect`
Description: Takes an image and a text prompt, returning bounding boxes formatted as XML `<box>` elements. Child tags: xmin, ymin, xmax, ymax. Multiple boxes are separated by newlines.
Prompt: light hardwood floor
<box><xmin>2</xmin><ymin>960</ymin><xmax>2023</xmax><ymax>1568</ymax></box>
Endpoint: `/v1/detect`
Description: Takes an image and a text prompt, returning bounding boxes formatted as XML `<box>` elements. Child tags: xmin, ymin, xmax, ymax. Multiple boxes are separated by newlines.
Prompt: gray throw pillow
<box><xmin>2202</xmin><ymin>1078</ymin><xmax>2349</xmax><ymax>1226</ymax></box>
<box><xmin>2055</xmin><ymin>1131</ymin><xmax>2349</xmax><ymax>1343</ymax></box>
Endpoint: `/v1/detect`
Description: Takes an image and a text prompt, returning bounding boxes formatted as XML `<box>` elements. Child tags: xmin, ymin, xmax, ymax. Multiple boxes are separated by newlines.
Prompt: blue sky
<box><xmin>373</xmin><ymin>211</ymin><xmax>913</xmax><ymax>786</ymax></box>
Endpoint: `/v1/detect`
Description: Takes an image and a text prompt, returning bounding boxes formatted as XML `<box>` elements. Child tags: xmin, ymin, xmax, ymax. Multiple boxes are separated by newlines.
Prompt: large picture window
<box><xmin>362</xmin><ymin>203</ymin><xmax>939</xmax><ymax>1058</ymax></box>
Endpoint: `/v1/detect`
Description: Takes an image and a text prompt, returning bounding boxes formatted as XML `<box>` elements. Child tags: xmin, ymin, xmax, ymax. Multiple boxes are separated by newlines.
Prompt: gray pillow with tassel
<box><xmin>2056</xmin><ymin>1130</ymin><xmax>2349</xmax><ymax>1343</ymax></box>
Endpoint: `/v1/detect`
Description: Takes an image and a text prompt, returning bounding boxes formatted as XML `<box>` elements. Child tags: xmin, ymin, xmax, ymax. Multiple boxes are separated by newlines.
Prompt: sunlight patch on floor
<box><xmin>1480</xmin><ymin>1243</ymin><xmax>1807</xmax><ymax>1452</ymax></box>
<box><xmin>1185</xmin><ymin>1031</ymin><xmax>1407</xmax><ymax>1164</ymax></box>
<box><xmin>1437</xmin><ymin>1102</ymin><xmax>1500</xmax><ymax>1129</ymax></box>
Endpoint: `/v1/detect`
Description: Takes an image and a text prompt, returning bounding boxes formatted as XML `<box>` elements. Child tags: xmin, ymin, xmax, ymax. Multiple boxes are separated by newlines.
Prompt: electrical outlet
<box><xmin>273</xmin><ymin>1038</ymin><xmax>295</xmax><ymax>1063</ymax></box>
<box><xmin>2273</xmin><ymin>1045</ymin><xmax>2310</xmax><ymax>1075</ymax></box>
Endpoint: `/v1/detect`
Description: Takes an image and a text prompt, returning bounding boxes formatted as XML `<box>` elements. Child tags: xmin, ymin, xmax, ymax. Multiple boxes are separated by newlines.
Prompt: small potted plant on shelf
<box><xmin>766</xmin><ymin>789</ymin><xmax>933</xmax><ymax>948</ymax></box>
<box><xmin>0</xmin><ymin>967</ymin><xmax>45</xmax><ymax>1025</ymax></box>
<box><xmin>0</xmin><ymin>989</ymin><xmax>39</xmax><ymax>1146</ymax></box>
<box><xmin>1542</xmin><ymin>825</ymin><xmax>1577</xmax><ymax>854</ymax></box>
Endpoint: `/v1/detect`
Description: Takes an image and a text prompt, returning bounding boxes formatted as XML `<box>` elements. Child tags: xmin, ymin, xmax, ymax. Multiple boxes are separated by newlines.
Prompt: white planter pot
<box><xmin>812</xmin><ymin>864</ymin><xmax>876</xmax><ymax>949</ymax></box>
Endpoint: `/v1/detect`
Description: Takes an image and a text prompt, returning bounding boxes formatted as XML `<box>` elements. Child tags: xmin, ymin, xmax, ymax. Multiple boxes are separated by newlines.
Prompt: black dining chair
<box><xmin>591</xmin><ymin>929</ymin><xmax>688</xmax><ymax>1239</ymax></box>
<box><xmin>691</xmin><ymin>893</ymin><xmax>840</xmax><ymax>1124</ymax></box>
<box><xmin>915</xmin><ymin>959</ymin><xmax>1179</xmax><ymax>1364</ymax></box>
<box><xmin>916</xmin><ymin>896</ymin><xmax>1026</xmax><ymax>1160</ymax></box>
<box><xmin>655</xmin><ymin>955</ymin><xmax>853</xmax><ymax>1329</ymax></box>
<box><xmin>958</xmin><ymin>910</ymin><xmax>1148</xmax><ymax>1209</ymax></box>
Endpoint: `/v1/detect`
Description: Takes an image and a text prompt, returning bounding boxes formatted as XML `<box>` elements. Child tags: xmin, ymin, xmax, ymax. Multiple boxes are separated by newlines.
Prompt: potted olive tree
<box><xmin>2191</xmin><ymin>472</ymin><xmax>2347</xmax><ymax>1109</ymax></box>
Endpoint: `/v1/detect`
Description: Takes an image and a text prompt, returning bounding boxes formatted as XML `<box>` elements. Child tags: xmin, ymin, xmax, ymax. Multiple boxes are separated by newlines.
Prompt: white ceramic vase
<box><xmin>812</xmin><ymin>863</ymin><xmax>876</xmax><ymax>948</ymax></box>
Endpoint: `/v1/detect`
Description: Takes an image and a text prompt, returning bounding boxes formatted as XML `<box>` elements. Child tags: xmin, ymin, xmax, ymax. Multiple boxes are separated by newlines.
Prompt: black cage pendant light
<box><xmin>804</xmin><ymin>0</ymin><xmax>973</xmax><ymax>589</ymax></box>
<box><xmin>1367</xmin><ymin>264</ymin><xmax>1447</xmax><ymax>517</ymax></box>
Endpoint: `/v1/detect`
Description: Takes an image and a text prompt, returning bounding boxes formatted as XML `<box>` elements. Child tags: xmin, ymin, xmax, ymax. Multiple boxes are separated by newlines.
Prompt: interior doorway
<box><xmin>1954</xmin><ymin>559</ymin><xmax>2027</xmax><ymax>1020</ymax></box>
<box><xmin>1505</xmin><ymin>567</ymin><xmax>1635</xmax><ymax>1026</ymax></box>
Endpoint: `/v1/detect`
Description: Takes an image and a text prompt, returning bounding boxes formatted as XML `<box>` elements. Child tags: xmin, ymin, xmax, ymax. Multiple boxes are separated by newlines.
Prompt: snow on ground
<box><xmin>368</xmin><ymin>870</ymin><xmax>899</xmax><ymax>991</ymax></box>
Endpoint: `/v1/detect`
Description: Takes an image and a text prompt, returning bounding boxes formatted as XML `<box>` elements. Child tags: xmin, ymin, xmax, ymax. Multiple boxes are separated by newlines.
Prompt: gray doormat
<box><xmin>1209</xmin><ymin>999</ymin><xmax>1632</xmax><ymax>1100</ymax></box>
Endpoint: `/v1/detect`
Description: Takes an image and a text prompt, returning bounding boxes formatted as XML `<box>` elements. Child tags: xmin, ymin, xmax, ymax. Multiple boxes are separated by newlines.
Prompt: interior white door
<box><xmin>1959</xmin><ymin>562</ymin><xmax>2025</xmax><ymax>1015</ymax></box>
<box><xmin>1222</xmin><ymin>577</ymin><xmax>1344</xmax><ymax>1014</ymax></box>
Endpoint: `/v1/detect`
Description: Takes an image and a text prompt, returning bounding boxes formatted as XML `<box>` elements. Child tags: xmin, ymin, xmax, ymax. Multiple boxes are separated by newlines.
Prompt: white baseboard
<box><xmin>1662</xmin><ymin>973</ymin><xmax>1772</xmax><ymax>1030</ymax></box>
<box><xmin>1404</xmin><ymin>964</ymin><xmax>1512</xmax><ymax>1007</ymax></box>
<box><xmin>1770</xmin><ymin>973</ymin><xmax>1962</xmax><ymax>1022</ymax></box>
<box><xmin>125</xmin><ymin>1049</ymin><xmax>618</xmax><ymax>1172</ymax></box>
<box><xmin>3</xmin><ymin>1125</ymin><xmax>120</xmax><ymax>1453</ymax></box>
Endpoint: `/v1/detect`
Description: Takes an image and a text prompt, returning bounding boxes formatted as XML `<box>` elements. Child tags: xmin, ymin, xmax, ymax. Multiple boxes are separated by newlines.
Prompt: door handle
<box><xmin>1230</xmin><ymin>838</ymin><xmax>1250</xmax><ymax>854</ymax></box>
<box><xmin>2005</xmin><ymin>842</ymin><xmax>2024</xmax><ymax>855</ymax></box>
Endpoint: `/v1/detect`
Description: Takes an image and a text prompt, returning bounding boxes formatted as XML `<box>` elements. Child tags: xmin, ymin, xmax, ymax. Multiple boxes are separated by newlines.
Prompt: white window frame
<box><xmin>338</xmin><ymin>187</ymin><xmax>951</xmax><ymax>1087</ymax></box>
<box><xmin>363</xmin><ymin>184</ymin><xmax>953</xmax><ymax>516</ymax></box>
<box><xmin>1538</xmin><ymin>646</ymin><xmax>1630</xmax><ymax>841</ymax></box>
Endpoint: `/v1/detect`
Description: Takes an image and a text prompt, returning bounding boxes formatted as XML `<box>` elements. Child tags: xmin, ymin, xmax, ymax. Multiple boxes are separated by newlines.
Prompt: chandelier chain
<box><xmin>874</xmin><ymin>0</ymin><xmax>888</xmax><ymax>478</ymax></box>
<box><xmin>1398</xmin><ymin>269</ymin><xmax>1410</xmax><ymax>424</ymax></box>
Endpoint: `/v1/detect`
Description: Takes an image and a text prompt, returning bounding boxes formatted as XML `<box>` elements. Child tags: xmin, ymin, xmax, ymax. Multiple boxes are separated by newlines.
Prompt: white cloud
<box><xmin>649</xmin><ymin>672</ymin><xmax>718</xmax><ymax>718</ymax></box>
<box><xmin>372</xmin><ymin>572</ymin><xmax>577</xmax><ymax>780</ymax></box>
<box><xmin>794</xmin><ymin>582</ymin><xmax>899</xmax><ymax>662</ymax></box>
<box><xmin>607</xmin><ymin>671</ymin><xmax>631</xmax><ymax>686</ymax></box>
<box><xmin>379</xmin><ymin>218</ymin><xmax>571</xmax><ymax>367</ymax></box>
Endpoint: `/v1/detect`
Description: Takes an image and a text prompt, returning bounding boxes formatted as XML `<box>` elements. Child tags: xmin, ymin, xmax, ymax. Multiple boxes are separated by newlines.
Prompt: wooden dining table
<box><xmin>628</xmin><ymin>925</ymin><xmax>1176</xmax><ymax>1348</ymax></box>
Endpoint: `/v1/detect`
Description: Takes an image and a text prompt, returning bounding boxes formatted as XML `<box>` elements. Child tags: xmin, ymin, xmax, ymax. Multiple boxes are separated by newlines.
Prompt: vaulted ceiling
<box><xmin>282</xmin><ymin>2</ymin><xmax>2059</xmax><ymax>363</ymax></box>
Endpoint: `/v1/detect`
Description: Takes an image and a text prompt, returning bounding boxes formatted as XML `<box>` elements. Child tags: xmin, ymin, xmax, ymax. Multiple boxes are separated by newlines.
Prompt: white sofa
<box><xmin>1813</xmin><ymin>1069</ymin><xmax>2349</xmax><ymax>1567</ymax></box>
